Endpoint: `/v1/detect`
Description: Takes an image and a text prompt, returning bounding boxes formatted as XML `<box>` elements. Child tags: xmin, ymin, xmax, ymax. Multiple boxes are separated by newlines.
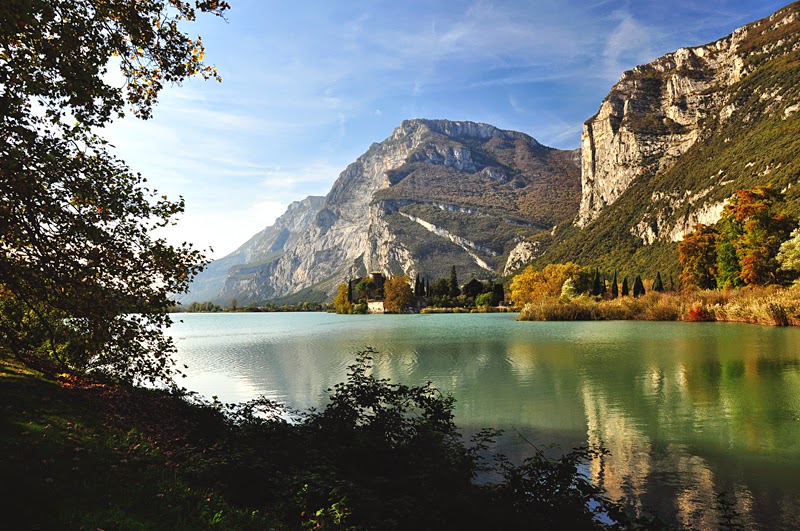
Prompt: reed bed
<box><xmin>518</xmin><ymin>286</ymin><xmax>800</xmax><ymax>326</ymax></box>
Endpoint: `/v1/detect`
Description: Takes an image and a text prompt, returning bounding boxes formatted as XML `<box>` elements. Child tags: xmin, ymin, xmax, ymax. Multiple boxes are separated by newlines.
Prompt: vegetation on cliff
<box><xmin>530</xmin><ymin>2</ymin><xmax>800</xmax><ymax>280</ymax></box>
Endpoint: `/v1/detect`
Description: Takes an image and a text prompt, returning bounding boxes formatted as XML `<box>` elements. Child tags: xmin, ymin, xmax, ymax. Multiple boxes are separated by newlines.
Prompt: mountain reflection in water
<box><xmin>168</xmin><ymin>313</ymin><xmax>800</xmax><ymax>529</ymax></box>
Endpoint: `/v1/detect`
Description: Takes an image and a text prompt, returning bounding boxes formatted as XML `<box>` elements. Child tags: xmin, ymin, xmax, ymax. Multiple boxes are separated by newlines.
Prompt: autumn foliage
<box><xmin>510</xmin><ymin>262</ymin><xmax>592</xmax><ymax>305</ymax></box>
<box><xmin>383</xmin><ymin>275</ymin><xmax>415</xmax><ymax>313</ymax></box>
<box><xmin>679</xmin><ymin>187</ymin><xmax>797</xmax><ymax>291</ymax></box>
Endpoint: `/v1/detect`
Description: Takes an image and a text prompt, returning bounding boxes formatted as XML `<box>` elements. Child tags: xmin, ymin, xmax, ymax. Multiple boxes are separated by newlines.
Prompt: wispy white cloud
<box><xmin>602</xmin><ymin>10</ymin><xmax>658</xmax><ymax>80</ymax></box>
<box><xmin>100</xmin><ymin>0</ymin><xmax>786</xmax><ymax>257</ymax></box>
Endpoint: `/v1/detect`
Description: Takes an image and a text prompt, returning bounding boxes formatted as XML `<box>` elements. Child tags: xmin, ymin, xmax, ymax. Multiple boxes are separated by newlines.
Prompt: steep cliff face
<box><xmin>577</xmin><ymin>2</ymin><xmax>800</xmax><ymax>232</ymax></box>
<box><xmin>536</xmin><ymin>2</ymin><xmax>800</xmax><ymax>280</ymax></box>
<box><xmin>190</xmin><ymin>119</ymin><xmax>581</xmax><ymax>304</ymax></box>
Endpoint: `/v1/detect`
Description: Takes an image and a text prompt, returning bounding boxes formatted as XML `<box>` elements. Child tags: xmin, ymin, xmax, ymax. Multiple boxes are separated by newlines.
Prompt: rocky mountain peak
<box><xmin>187</xmin><ymin>119</ymin><xmax>580</xmax><ymax>304</ymax></box>
<box><xmin>393</xmin><ymin>118</ymin><xmax>529</xmax><ymax>144</ymax></box>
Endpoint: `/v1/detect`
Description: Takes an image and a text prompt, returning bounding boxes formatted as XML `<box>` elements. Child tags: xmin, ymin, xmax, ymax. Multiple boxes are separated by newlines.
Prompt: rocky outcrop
<box><xmin>503</xmin><ymin>241</ymin><xmax>543</xmax><ymax>276</ymax></box>
<box><xmin>577</xmin><ymin>5</ymin><xmax>799</xmax><ymax>229</ymax></box>
<box><xmin>188</xmin><ymin>119</ymin><xmax>581</xmax><ymax>303</ymax></box>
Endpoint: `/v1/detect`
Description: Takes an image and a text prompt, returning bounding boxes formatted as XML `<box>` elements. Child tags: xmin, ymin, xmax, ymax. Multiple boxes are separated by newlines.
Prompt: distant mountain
<box><xmin>188</xmin><ymin>3</ymin><xmax>800</xmax><ymax>305</ymax></box>
<box><xmin>528</xmin><ymin>1</ymin><xmax>800</xmax><ymax>279</ymax></box>
<box><xmin>185</xmin><ymin>119</ymin><xmax>580</xmax><ymax>304</ymax></box>
<box><xmin>184</xmin><ymin>196</ymin><xmax>324</xmax><ymax>303</ymax></box>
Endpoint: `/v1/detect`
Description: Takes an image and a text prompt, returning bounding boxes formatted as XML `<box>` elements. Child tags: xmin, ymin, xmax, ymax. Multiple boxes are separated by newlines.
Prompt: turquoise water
<box><xmin>167</xmin><ymin>312</ymin><xmax>800</xmax><ymax>529</ymax></box>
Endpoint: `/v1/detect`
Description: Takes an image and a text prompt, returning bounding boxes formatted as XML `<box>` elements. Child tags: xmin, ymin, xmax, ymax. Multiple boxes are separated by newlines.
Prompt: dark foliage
<box><xmin>653</xmin><ymin>272</ymin><xmax>665</xmax><ymax>292</ymax></box>
<box><xmin>633</xmin><ymin>275</ymin><xmax>646</xmax><ymax>298</ymax></box>
<box><xmin>177</xmin><ymin>350</ymin><xmax>650</xmax><ymax>529</ymax></box>
<box><xmin>592</xmin><ymin>268</ymin><xmax>603</xmax><ymax>296</ymax></box>
<box><xmin>0</xmin><ymin>0</ymin><xmax>228</xmax><ymax>384</ymax></box>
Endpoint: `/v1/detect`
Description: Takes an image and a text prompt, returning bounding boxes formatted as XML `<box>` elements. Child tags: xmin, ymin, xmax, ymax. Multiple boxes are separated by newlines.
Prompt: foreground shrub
<box><xmin>180</xmin><ymin>349</ymin><xmax>648</xmax><ymax>529</ymax></box>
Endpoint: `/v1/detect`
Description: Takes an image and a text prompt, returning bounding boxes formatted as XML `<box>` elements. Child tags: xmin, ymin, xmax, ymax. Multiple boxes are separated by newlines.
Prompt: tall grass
<box><xmin>518</xmin><ymin>287</ymin><xmax>800</xmax><ymax>326</ymax></box>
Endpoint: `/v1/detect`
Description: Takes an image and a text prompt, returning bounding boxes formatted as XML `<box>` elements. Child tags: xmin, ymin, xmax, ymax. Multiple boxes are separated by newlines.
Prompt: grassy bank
<box><xmin>518</xmin><ymin>286</ymin><xmax>800</xmax><ymax>326</ymax></box>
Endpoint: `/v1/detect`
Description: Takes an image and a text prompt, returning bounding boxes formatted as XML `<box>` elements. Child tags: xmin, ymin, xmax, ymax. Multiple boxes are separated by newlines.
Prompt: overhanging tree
<box><xmin>0</xmin><ymin>0</ymin><xmax>229</xmax><ymax>383</ymax></box>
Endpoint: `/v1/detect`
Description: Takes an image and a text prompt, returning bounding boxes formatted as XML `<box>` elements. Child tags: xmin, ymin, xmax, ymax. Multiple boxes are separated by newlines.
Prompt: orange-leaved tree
<box><xmin>383</xmin><ymin>275</ymin><xmax>415</xmax><ymax>313</ymax></box>
<box><xmin>679</xmin><ymin>224</ymin><xmax>719</xmax><ymax>290</ymax></box>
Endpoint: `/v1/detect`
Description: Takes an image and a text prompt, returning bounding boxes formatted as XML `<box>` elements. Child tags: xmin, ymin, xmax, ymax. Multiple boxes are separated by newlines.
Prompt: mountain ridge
<box><xmin>185</xmin><ymin>119</ymin><xmax>580</xmax><ymax>304</ymax></box>
<box><xmin>186</xmin><ymin>2</ymin><xmax>800</xmax><ymax>304</ymax></box>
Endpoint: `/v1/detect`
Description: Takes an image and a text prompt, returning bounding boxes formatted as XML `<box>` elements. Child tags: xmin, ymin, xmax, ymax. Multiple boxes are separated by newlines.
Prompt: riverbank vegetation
<box><xmin>175</xmin><ymin>300</ymin><xmax>329</xmax><ymax>313</ymax></box>
<box><xmin>518</xmin><ymin>286</ymin><xmax>800</xmax><ymax>326</ymax></box>
<box><xmin>1</xmin><ymin>351</ymin><xmax>669</xmax><ymax>530</ymax></box>
<box><xmin>335</xmin><ymin>266</ymin><xmax>506</xmax><ymax>314</ymax></box>
<box><xmin>514</xmin><ymin>186</ymin><xmax>800</xmax><ymax>325</ymax></box>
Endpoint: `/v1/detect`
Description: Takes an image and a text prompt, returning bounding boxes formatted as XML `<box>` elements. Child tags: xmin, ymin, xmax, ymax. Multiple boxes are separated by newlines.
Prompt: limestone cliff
<box><xmin>190</xmin><ymin>119</ymin><xmax>581</xmax><ymax>304</ymax></box>
<box><xmin>537</xmin><ymin>2</ymin><xmax>800</xmax><ymax>280</ymax></box>
<box><xmin>577</xmin><ymin>2</ymin><xmax>800</xmax><ymax>235</ymax></box>
<box><xmin>184</xmin><ymin>196</ymin><xmax>324</xmax><ymax>303</ymax></box>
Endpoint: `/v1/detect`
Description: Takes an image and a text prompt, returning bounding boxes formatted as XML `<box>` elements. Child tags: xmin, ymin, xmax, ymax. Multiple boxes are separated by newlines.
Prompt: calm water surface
<box><xmin>168</xmin><ymin>312</ymin><xmax>800</xmax><ymax>529</ymax></box>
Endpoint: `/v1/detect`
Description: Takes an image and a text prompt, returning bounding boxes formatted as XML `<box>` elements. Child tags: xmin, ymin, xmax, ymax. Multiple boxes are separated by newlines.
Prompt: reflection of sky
<box><xmin>168</xmin><ymin>313</ymin><xmax>800</xmax><ymax>528</ymax></box>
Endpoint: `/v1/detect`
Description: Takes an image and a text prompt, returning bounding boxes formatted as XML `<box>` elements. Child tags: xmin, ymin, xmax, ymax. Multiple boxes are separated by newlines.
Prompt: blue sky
<box><xmin>104</xmin><ymin>0</ymin><xmax>789</xmax><ymax>258</ymax></box>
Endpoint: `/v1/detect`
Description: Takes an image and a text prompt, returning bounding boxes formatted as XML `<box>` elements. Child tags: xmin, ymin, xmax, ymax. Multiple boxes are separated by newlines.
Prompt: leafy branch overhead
<box><xmin>1</xmin><ymin>1</ymin><xmax>228</xmax><ymax>383</ymax></box>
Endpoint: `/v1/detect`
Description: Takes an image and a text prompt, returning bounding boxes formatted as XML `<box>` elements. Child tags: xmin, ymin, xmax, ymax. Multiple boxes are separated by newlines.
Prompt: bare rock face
<box><xmin>190</xmin><ymin>119</ymin><xmax>581</xmax><ymax>304</ymax></box>
<box><xmin>577</xmin><ymin>9</ymin><xmax>792</xmax><ymax>229</ymax></box>
<box><xmin>184</xmin><ymin>196</ymin><xmax>324</xmax><ymax>303</ymax></box>
<box><xmin>503</xmin><ymin>241</ymin><xmax>542</xmax><ymax>276</ymax></box>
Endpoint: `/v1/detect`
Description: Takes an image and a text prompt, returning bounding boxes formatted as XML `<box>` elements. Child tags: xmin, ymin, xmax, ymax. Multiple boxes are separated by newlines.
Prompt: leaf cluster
<box><xmin>1</xmin><ymin>1</ymin><xmax>227</xmax><ymax>382</ymax></box>
<box><xmin>178</xmin><ymin>350</ymin><xmax>647</xmax><ymax>529</ymax></box>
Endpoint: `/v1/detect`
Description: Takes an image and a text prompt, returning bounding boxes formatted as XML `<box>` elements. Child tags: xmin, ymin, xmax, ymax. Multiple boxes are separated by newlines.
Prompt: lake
<box><xmin>167</xmin><ymin>312</ymin><xmax>800</xmax><ymax>529</ymax></box>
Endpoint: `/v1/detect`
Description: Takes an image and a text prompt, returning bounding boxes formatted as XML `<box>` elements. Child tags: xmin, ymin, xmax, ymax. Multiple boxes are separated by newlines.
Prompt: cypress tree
<box><xmin>621</xmin><ymin>276</ymin><xmax>629</xmax><ymax>297</ymax></box>
<box><xmin>653</xmin><ymin>272</ymin><xmax>664</xmax><ymax>292</ymax></box>
<box><xmin>448</xmin><ymin>265</ymin><xmax>460</xmax><ymax>298</ymax></box>
<box><xmin>633</xmin><ymin>275</ymin><xmax>646</xmax><ymax>298</ymax></box>
<box><xmin>492</xmin><ymin>282</ymin><xmax>505</xmax><ymax>306</ymax></box>
<box><xmin>611</xmin><ymin>270</ymin><xmax>619</xmax><ymax>299</ymax></box>
<box><xmin>592</xmin><ymin>268</ymin><xmax>602</xmax><ymax>296</ymax></box>
<box><xmin>347</xmin><ymin>279</ymin><xmax>353</xmax><ymax>303</ymax></box>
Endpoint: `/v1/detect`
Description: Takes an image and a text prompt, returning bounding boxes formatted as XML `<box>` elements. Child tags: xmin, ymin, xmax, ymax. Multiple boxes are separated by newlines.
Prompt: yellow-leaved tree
<box><xmin>510</xmin><ymin>263</ymin><xmax>590</xmax><ymax>306</ymax></box>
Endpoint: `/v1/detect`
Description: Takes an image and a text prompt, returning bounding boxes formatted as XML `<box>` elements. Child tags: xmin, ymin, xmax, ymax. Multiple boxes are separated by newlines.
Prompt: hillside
<box><xmin>186</xmin><ymin>119</ymin><xmax>580</xmax><ymax>304</ymax></box>
<box><xmin>530</xmin><ymin>1</ymin><xmax>800</xmax><ymax>279</ymax></box>
<box><xmin>186</xmin><ymin>3</ymin><xmax>800</xmax><ymax>304</ymax></box>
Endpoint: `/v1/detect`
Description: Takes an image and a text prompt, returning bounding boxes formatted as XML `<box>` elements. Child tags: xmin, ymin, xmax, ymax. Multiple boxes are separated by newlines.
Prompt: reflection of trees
<box><xmin>576</xmin><ymin>324</ymin><xmax>800</xmax><ymax>528</ymax></box>
<box><xmin>171</xmin><ymin>315</ymin><xmax>800</xmax><ymax>528</ymax></box>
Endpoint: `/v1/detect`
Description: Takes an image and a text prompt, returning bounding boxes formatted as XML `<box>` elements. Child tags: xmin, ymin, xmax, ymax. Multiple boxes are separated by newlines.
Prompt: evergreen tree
<box><xmin>492</xmin><ymin>282</ymin><xmax>505</xmax><ymax>306</ymax></box>
<box><xmin>611</xmin><ymin>271</ymin><xmax>619</xmax><ymax>299</ymax></box>
<box><xmin>592</xmin><ymin>268</ymin><xmax>602</xmax><ymax>296</ymax></box>
<box><xmin>633</xmin><ymin>275</ymin><xmax>646</xmax><ymax>298</ymax></box>
<box><xmin>448</xmin><ymin>266</ymin><xmax>460</xmax><ymax>298</ymax></box>
<box><xmin>425</xmin><ymin>278</ymin><xmax>431</xmax><ymax>298</ymax></box>
<box><xmin>653</xmin><ymin>272</ymin><xmax>664</xmax><ymax>292</ymax></box>
<box><xmin>621</xmin><ymin>277</ymin><xmax>630</xmax><ymax>297</ymax></box>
